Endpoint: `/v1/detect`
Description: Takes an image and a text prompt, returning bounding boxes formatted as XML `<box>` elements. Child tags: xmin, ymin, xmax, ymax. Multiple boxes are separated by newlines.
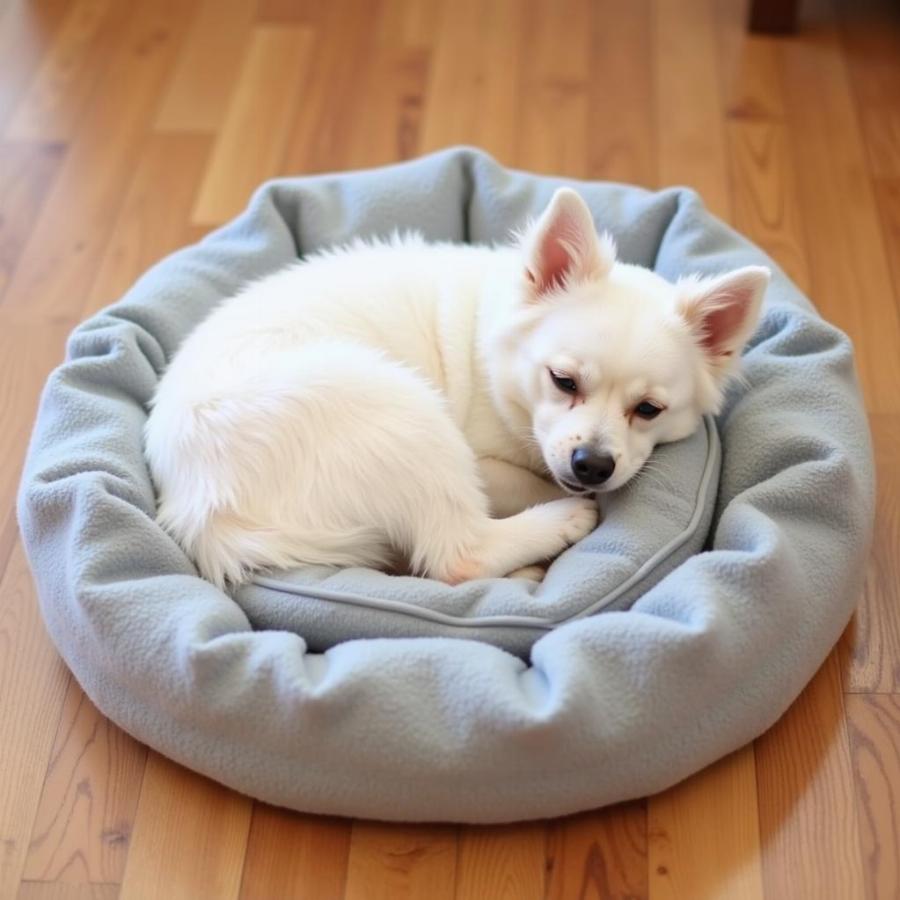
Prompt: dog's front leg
<box><xmin>477</xmin><ymin>457</ymin><xmax>567</xmax><ymax>518</ymax></box>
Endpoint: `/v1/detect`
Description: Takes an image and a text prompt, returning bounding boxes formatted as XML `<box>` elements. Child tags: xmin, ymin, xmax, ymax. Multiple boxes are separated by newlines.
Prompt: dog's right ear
<box><xmin>522</xmin><ymin>188</ymin><xmax>615</xmax><ymax>300</ymax></box>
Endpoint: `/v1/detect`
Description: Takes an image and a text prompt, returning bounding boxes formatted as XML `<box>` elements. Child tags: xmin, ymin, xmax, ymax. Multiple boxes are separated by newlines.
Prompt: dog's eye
<box><xmin>549</xmin><ymin>369</ymin><xmax>578</xmax><ymax>394</ymax></box>
<box><xmin>634</xmin><ymin>400</ymin><xmax>663</xmax><ymax>420</ymax></box>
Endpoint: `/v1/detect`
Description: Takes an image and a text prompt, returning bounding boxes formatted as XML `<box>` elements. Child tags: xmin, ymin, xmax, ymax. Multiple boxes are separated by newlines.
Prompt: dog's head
<box><xmin>491</xmin><ymin>188</ymin><xmax>769</xmax><ymax>495</ymax></box>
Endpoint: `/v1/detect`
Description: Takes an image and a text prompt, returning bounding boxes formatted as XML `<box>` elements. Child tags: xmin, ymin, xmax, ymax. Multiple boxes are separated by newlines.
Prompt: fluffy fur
<box><xmin>145</xmin><ymin>189</ymin><xmax>768</xmax><ymax>588</ymax></box>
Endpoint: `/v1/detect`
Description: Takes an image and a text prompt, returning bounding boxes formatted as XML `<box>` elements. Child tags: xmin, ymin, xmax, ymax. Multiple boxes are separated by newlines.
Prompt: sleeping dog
<box><xmin>145</xmin><ymin>189</ymin><xmax>767</xmax><ymax>588</ymax></box>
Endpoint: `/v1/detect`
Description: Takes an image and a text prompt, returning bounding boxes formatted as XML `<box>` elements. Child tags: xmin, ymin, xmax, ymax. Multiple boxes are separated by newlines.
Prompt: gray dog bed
<box><xmin>19</xmin><ymin>148</ymin><xmax>874</xmax><ymax>823</ymax></box>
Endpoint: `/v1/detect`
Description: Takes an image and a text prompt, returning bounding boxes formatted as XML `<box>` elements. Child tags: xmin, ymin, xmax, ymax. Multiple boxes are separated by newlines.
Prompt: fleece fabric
<box><xmin>18</xmin><ymin>147</ymin><xmax>874</xmax><ymax>823</ymax></box>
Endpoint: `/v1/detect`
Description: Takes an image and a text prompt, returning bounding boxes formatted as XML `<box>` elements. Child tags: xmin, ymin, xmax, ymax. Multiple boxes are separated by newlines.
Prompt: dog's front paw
<box><xmin>549</xmin><ymin>497</ymin><xmax>600</xmax><ymax>545</ymax></box>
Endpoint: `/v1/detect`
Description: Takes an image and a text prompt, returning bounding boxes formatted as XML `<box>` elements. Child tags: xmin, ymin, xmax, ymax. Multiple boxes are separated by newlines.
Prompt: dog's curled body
<box><xmin>146</xmin><ymin>236</ymin><xmax>588</xmax><ymax>587</ymax></box>
<box><xmin>146</xmin><ymin>190</ymin><xmax>768</xmax><ymax>588</ymax></box>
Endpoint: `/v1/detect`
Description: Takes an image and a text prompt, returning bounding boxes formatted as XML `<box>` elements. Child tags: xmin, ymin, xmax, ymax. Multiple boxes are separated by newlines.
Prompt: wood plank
<box><xmin>716</xmin><ymin>21</ymin><xmax>785</xmax><ymax>122</ymax></box>
<box><xmin>22</xmin><ymin>681</ymin><xmax>147</xmax><ymax>885</ymax></box>
<box><xmin>515</xmin><ymin>0</ymin><xmax>590</xmax><ymax>180</ymax></box>
<box><xmin>238</xmin><ymin>804</ymin><xmax>351</xmax><ymax>900</ymax></box>
<box><xmin>343</xmin><ymin>822</ymin><xmax>457</xmax><ymax>900</ymax></box>
<box><xmin>585</xmin><ymin>0</ymin><xmax>654</xmax><ymax>186</ymax></box>
<box><xmin>654</xmin><ymin>0</ymin><xmax>731</xmax><ymax>220</ymax></box>
<box><xmin>83</xmin><ymin>133</ymin><xmax>210</xmax><ymax>317</ymax></box>
<box><xmin>418</xmin><ymin>0</ymin><xmax>522</xmax><ymax>164</ymax></box>
<box><xmin>119</xmin><ymin>753</ymin><xmax>252</xmax><ymax>900</ymax></box>
<box><xmin>191</xmin><ymin>25</ymin><xmax>314</xmax><ymax>226</ymax></box>
<box><xmin>0</xmin><ymin>316</ymin><xmax>72</xmax><ymax>539</ymax></box>
<box><xmin>0</xmin><ymin>141</ymin><xmax>65</xmax><ymax>301</ymax></box>
<box><xmin>319</xmin><ymin>45</ymin><xmax>430</xmax><ymax>173</ymax></box>
<box><xmin>840</xmin><ymin>414</ymin><xmax>900</xmax><ymax>692</ymax></box>
<box><xmin>279</xmin><ymin>0</ymin><xmax>387</xmax><ymax>175</ymax></box>
<box><xmin>0</xmin><ymin>0</ymin><xmax>70</xmax><ymax>133</ymax></box>
<box><xmin>5</xmin><ymin>0</ymin><xmax>129</xmax><ymax>141</ymax></box>
<box><xmin>0</xmin><ymin>310</ymin><xmax>71</xmax><ymax>599</ymax></box>
<box><xmin>0</xmin><ymin>542</ymin><xmax>71</xmax><ymax>899</ymax></box>
<box><xmin>726</xmin><ymin>121</ymin><xmax>811</xmax><ymax>293</ymax></box>
<box><xmin>777</xmin><ymin>3</ymin><xmax>900</xmax><ymax>412</ymax></box>
<box><xmin>858</xmin><ymin>108</ymin><xmax>900</xmax><ymax>179</ymax></box>
<box><xmin>154</xmin><ymin>0</ymin><xmax>256</xmax><ymax>133</ymax></box>
<box><xmin>836</xmin><ymin>0</ymin><xmax>900</xmax><ymax>108</ymax></box>
<box><xmin>17</xmin><ymin>883</ymin><xmax>119</xmax><ymax>900</ymax></box>
<box><xmin>755</xmin><ymin>651</ymin><xmax>866</xmax><ymax>899</ymax></box>
<box><xmin>875</xmin><ymin>177</ymin><xmax>900</xmax><ymax>317</ymax></box>
<box><xmin>0</xmin><ymin>0</ymin><xmax>195</xmax><ymax>319</ymax></box>
<box><xmin>374</xmin><ymin>0</ymin><xmax>443</xmax><ymax>50</ymax></box>
<box><xmin>647</xmin><ymin>747</ymin><xmax>763</xmax><ymax>900</ymax></box>
<box><xmin>256</xmin><ymin>0</ymin><xmax>324</xmax><ymax>25</ymax></box>
<box><xmin>845</xmin><ymin>693</ymin><xmax>900</xmax><ymax>900</ymax></box>
<box><xmin>545</xmin><ymin>801</ymin><xmax>647</xmax><ymax>900</ymax></box>
<box><xmin>455</xmin><ymin>823</ymin><xmax>546</xmax><ymax>900</ymax></box>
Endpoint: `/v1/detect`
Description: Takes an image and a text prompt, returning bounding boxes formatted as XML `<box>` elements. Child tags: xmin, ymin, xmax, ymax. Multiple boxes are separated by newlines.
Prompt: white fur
<box><xmin>145</xmin><ymin>189</ymin><xmax>768</xmax><ymax>588</ymax></box>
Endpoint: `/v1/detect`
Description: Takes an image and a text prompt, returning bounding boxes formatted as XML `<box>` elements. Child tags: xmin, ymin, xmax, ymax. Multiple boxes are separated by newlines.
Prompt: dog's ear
<box><xmin>522</xmin><ymin>188</ymin><xmax>615</xmax><ymax>299</ymax></box>
<box><xmin>676</xmin><ymin>266</ymin><xmax>770</xmax><ymax>381</ymax></box>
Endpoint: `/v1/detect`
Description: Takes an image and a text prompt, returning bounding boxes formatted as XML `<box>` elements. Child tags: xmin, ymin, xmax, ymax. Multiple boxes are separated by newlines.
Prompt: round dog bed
<box><xmin>19</xmin><ymin>148</ymin><xmax>874</xmax><ymax>823</ymax></box>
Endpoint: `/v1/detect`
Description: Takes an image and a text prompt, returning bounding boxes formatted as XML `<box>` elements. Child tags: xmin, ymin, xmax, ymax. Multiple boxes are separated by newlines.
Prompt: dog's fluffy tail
<box><xmin>161</xmin><ymin>506</ymin><xmax>388</xmax><ymax>590</ymax></box>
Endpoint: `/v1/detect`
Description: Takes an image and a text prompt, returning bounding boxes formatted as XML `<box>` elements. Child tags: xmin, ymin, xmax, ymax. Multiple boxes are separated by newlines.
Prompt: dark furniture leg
<box><xmin>749</xmin><ymin>0</ymin><xmax>799</xmax><ymax>33</ymax></box>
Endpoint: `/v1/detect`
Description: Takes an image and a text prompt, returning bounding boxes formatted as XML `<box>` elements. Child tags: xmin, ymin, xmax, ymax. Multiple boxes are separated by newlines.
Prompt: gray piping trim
<box><xmin>250</xmin><ymin>416</ymin><xmax>719</xmax><ymax>632</ymax></box>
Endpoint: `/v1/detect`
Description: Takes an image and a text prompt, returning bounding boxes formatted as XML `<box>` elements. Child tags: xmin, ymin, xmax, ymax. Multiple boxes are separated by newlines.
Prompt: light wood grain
<box><xmin>0</xmin><ymin>317</ymin><xmax>72</xmax><ymax>528</ymax></box>
<box><xmin>418</xmin><ymin>0</ymin><xmax>522</xmax><ymax>162</ymax></box>
<box><xmin>23</xmin><ymin>682</ymin><xmax>147</xmax><ymax>885</ymax></box>
<box><xmin>119</xmin><ymin>753</ymin><xmax>252</xmax><ymax>900</ymax></box>
<box><xmin>586</xmin><ymin>0</ymin><xmax>655</xmax><ymax>186</ymax></box>
<box><xmin>841</xmin><ymin>415</ymin><xmax>900</xmax><ymax>692</ymax></box>
<box><xmin>17</xmin><ymin>883</ymin><xmax>119</xmax><ymax>900</ymax></box>
<box><xmin>84</xmin><ymin>133</ymin><xmax>210</xmax><ymax>317</ymax></box>
<box><xmin>874</xmin><ymin>176</ymin><xmax>900</xmax><ymax>315</ymax></box>
<box><xmin>455</xmin><ymin>823</ymin><xmax>547</xmax><ymax>900</ymax></box>
<box><xmin>648</xmin><ymin>747</ymin><xmax>764</xmax><ymax>900</ymax></box>
<box><xmin>320</xmin><ymin>44</ymin><xmax>430</xmax><ymax>172</ymax></box>
<box><xmin>154</xmin><ymin>0</ymin><xmax>255</xmax><ymax>133</ymax></box>
<box><xmin>756</xmin><ymin>651</ymin><xmax>866</xmax><ymax>899</ymax></box>
<box><xmin>515</xmin><ymin>0</ymin><xmax>590</xmax><ymax>179</ymax></box>
<box><xmin>0</xmin><ymin>142</ymin><xmax>65</xmax><ymax>301</ymax></box>
<box><xmin>0</xmin><ymin>0</ymin><xmax>70</xmax><ymax>132</ymax></box>
<box><xmin>0</xmin><ymin>0</ymin><xmax>191</xmax><ymax>319</ymax></box>
<box><xmin>545</xmin><ymin>802</ymin><xmax>647</xmax><ymax>900</ymax></box>
<box><xmin>859</xmin><ymin>108</ymin><xmax>900</xmax><ymax>179</ymax></box>
<box><xmin>238</xmin><ymin>806</ymin><xmax>351</xmax><ymax>900</ymax></box>
<box><xmin>726</xmin><ymin>120</ymin><xmax>811</xmax><ymax>293</ymax></box>
<box><xmin>191</xmin><ymin>25</ymin><xmax>314</xmax><ymax>226</ymax></box>
<box><xmin>846</xmin><ymin>693</ymin><xmax>900</xmax><ymax>899</ymax></box>
<box><xmin>281</xmin><ymin>0</ymin><xmax>396</xmax><ymax>175</ymax></box>
<box><xmin>655</xmin><ymin>0</ymin><xmax>731</xmax><ymax>219</ymax></box>
<box><xmin>715</xmin><ymin>0</ymin><xmax>786</xmax><ymax>121</ymax></box>
<box><xmin>0</xmin><ymin>543</ymin><xmax>71</xmax><ymax>899</ymax></box>
<box><xmin>777</xmin><ymin>0</ymin><xmax>900</xmax><ymax>412</ymax></box>
<box><xmin>343</xmin><ymin>822</ymin><xmax>458</xmax><ymax>900</ymax></box>
<box><xmin>375</xmin><ymin>0</ymin><xmax>443</xmax><ymax>50</ymax></box>
<box><xmin>5</xmin><ymin>0</ymin><xmax>126</xmax><ymax>141</ymax></box>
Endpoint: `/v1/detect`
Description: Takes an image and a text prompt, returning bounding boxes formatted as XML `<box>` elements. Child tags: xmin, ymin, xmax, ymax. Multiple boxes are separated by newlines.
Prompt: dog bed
<box><xmin>19</xmin><ymin>148</ymin><xmax>874</xmax><ymax>823</ymax></box>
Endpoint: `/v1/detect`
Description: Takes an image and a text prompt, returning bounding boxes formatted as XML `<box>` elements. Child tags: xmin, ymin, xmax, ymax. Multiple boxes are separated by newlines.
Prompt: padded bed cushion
<box><xmin>18</xmin><ymin>147</ymin><xmax>874</xmax><ymax>823</ymax></box>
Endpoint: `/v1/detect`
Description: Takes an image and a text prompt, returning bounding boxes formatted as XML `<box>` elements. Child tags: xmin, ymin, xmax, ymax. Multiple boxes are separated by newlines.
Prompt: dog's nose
<box><xmin>571</xmin><ymin>447</ymin><xmax>616</xmax><ymax>486</ymax></box>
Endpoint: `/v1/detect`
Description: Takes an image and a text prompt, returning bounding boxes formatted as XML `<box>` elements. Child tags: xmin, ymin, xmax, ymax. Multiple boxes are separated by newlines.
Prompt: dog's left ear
<box><xmin>676</xmin><ymin>265</ymin><xmax>770</xmax><ymax>381</ymax></box>
<box><xmin>522</xmin><ymin>188</ymin><xmax>615</xmax><ymax>300</ymax></box>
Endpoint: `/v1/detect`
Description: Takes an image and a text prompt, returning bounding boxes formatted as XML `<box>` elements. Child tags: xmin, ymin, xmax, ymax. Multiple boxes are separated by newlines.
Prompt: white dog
<box><xmin>145</xmin><ymin>189</ymin><xmax>768</xmax><ymax>588</ymax></box>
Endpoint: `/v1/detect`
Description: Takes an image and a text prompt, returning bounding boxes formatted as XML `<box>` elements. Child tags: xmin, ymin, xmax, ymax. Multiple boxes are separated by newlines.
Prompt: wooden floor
<box><xmin>1</xmin><ymin>0</ymin><xmax>899</xmax><ymax>897</ymax></box>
